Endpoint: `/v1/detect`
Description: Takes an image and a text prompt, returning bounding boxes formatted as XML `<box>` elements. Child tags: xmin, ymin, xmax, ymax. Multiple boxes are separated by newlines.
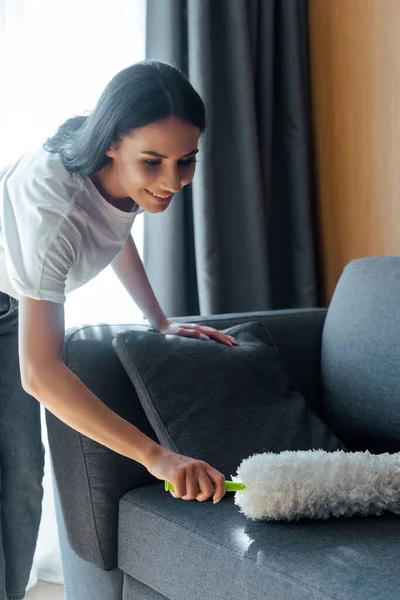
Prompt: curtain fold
<box><xmin>145</xmin><ymin>0</ymin><xmax>318</xmax><ymax>316</ymax></box>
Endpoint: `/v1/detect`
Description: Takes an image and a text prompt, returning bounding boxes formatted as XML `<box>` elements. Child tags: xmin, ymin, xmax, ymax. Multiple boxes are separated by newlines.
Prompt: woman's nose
<box><xmin>160</xmin><ymin>168</ymin><xmax>182</xmax><ymax>194</ymax></box>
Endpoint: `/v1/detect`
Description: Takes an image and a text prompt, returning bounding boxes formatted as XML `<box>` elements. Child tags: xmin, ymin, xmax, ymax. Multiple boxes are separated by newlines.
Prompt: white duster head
<box><xmin>233</xmin><ymin>449</ymin><xmax>400</xmax><ymax>521</ymax></box>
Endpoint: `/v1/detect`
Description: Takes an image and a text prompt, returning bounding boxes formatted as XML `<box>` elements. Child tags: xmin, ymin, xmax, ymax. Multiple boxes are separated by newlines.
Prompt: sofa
<box><xmin>46</xmin><ymin>256</ymin><xmax>400</xmax><ymax>600</ymax></box>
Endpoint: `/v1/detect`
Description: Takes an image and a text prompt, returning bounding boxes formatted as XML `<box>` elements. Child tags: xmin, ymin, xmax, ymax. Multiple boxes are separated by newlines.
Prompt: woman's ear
<box><xmin>106</xmin><ymin>141</ymin><xmax>120</xmax><ymax>158</ymax></box>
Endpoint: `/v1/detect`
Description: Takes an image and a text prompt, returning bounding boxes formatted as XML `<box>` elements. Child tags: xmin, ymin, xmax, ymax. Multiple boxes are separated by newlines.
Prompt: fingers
<box><xmin>174</xmin><ymin>324</ymin><xmax>238</xmax><ymax>346</ymax></box>
<box><xmin>207</xmin><ymin>330</ymin><xmax>237</xmax><ymax>347</ymax></box>
<box><xmin>200</xmin><ymin>326</ymin><xmax>237</xmax><ymax>345</ymax></box>
<box><xmin>169</xmin><ymin>464</ymin><xmax>201</xmax><ymax>500</ymax></box>
<box><xmin>169</xmin><ymin>469</ymin><xmax>185</xmax><ymax>499</ymax></box>
<box><xmin>194</xmin><ymin>325</ymin><xmax>237</xmax><ymax>346</ymax></box>
<box><xmin>182</xmin><ymin>465</ymin><xmax>203</xmax><ymax>501</ymax></box>
<box><xmin>195</xmin><ymin>470</ymin><xmax>216</xmax><ymax>502</ymax></box>
<box><xmin>169</xmin><ymin>462</ymin><xmax>225</xmax><ymax>504</ymax></box>
<box><xmin>174</xmin><ymin>327</ymin><xmax>211</xmax><ymax>341</ymax></box>
<box><xmin>206</xmin><ymin>467</ymin><xmax>226</xmax><ymax>504</ymax></box>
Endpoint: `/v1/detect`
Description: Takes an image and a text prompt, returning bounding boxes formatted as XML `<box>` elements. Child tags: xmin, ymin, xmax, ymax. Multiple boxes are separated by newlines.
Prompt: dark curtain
<box><xmin>145</xmin><ymin>0</ymin><xmax>318</xmax><ymax>317</ymax></box>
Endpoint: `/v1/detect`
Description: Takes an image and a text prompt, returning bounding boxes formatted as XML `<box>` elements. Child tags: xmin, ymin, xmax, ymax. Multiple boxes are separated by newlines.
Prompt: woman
<box><xmin>0</xmin><ymin>60</ymin><xmax>237</xmax><ymax>600</ymax></box>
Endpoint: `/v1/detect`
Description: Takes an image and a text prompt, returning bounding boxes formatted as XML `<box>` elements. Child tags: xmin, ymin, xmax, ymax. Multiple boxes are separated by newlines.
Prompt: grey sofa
<box><xmin>47</xmin><ymin>257</ymin><xmax>400</xmax><ymax>600</ymax></box>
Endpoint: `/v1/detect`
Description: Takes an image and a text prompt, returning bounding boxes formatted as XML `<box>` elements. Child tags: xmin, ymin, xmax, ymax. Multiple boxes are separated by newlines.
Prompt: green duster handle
<box><xmin>164</xmin><ymin>480</ymin><xmax>246</xmax><ymax>492</ymax></box>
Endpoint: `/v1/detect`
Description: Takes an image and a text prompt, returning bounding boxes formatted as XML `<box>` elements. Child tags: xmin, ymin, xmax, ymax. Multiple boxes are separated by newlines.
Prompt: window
<box><xmin>0</xmin><ymin>0</ymin><xmax>147</xmax><ymax>327</ymax></box>
<box><xmin>0</xmin><ymin>1</ymin><xmax>147</xmax><ymax>588</ymax></box>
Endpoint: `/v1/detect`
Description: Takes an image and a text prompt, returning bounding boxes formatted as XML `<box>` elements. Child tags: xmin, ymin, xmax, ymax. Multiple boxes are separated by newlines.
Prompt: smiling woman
<box><xmin>0</xmin><ymin>55</ymin><xmax>236</xmax><ymax>600</ymax></box>
<box><xmin>92</xmin><ymin>117</ymin><xmax>200</xmax><ymax>213</ymax></box>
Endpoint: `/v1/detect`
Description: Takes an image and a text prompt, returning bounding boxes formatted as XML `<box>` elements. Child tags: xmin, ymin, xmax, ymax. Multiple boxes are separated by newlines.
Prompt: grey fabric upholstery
<box><xmin>47</xmin><ymin>308</ymin><xmax>326</xmax><ymax>570</ymax></box>
<box><xmin>114</xmin><ymin>321</ymin><xmax>343</xmax><ymax>478</ymax></box>
<box><xmin>47</xmin><ymin>324</ymin><xmax>158</xmax><ymax>571</ymax></box>
<box><xmin>123</xmin><ymin>574</ymin><xmax>169</xmax><ymax>600</ymax></box>
<box><xmin>48</xmin><ymin>258</ymin><xmax>400</xmax><ymax>600</ymax></box>
<box><xmin>54</xmin><ymin>464</ymin><xmax>168</xmax><ymax>600</ymax></box>
<box><xmin>119</xmin><ymin>485</ymin><xmax>400</xmax><ymax>600</ymax></box>
<box><xmin>52</xmin><ymin>462</ymin><xmax>124</xmax><ymax>600</ymax></box>
<box><xmin>321</xmin><ymin>257</ymin><xmax>400</xmax><ymax>452</ymax></box>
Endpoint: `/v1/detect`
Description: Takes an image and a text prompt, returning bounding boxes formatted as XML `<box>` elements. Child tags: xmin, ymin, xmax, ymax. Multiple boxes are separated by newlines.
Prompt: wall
<box><xmin>308</xmin><ymin>0</ymin><xmax>400</xmax><ymax>303</ymax></box>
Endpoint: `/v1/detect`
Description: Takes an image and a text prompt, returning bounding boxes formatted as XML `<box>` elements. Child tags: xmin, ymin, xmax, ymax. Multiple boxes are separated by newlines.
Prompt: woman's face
<box><xmin>100</xmin><ymin>116</ymin><xmax>201</xmax><ymax>213</ymax></box>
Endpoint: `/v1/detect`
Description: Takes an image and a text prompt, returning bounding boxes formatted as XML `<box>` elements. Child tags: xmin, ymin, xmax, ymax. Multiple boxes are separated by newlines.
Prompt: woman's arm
<box><xmin>18</xmin><ymin>296</ymin><xmax>161</xmax><ymax>465</ymax></box>
<box><xmin>17</xmin><ymin>296</ymin><xmax>226</xmax><ymax>503</ymax></box>
<box><xmin>111</xmin><ymin>235</ymin><xmax>169</xmax><ymax>331</ymax></box>
<box><xmin>111</xmin><ymin>236</ymin><xmax>237</xmax><ymax>346</ymax></box>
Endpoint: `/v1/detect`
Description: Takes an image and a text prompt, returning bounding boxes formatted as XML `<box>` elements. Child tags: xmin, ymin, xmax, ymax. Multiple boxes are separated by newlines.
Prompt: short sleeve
<box><xmin>1</xmin><ymin>149</ymin><xmax>78</xmax><ymax>304</ymax></box>
<box><xmin>1</xmin><ymin>147</ymin><xmax>134</xmax><ymax>303</ymax></box>
<box><xmin>9</xmin><ymin>226</ymin><xmax>75</xmax><ymax>304</ymax></box>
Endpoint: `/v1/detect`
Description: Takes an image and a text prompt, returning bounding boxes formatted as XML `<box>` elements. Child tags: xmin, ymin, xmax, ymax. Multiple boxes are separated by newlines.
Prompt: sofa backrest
<box><xmin>321</xmin><ymin>257</ymin><xmax>400</xmax><ymax>453</ymax></box>
<box><xmin>47</xmin><ymin>308</ymin><xmax>326</xmax><ymax>571</ymax></box>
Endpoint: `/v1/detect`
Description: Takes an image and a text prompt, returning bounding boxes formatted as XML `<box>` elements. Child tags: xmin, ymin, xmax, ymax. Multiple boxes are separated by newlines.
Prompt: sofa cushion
<box><xmin>119</xmin><ymin>484</ymin><xmax>400</xmax><ymax>600</ymax></box>
<box><xmin>321</xmin><ymin>257</ymin><xmax>400</xmax><ymax>453</ymax></box>
<box><xmin>114</xmin><ymin>321</ymin><xmax>343</xmax><ymax>479</ymax></box>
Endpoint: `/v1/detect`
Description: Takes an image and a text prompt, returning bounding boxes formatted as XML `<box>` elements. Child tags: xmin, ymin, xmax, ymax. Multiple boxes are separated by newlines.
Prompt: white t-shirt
<box><xmin>0</xmin><ymin>147</ymin><xmax>143</xmax><ymax>303</ymax></box>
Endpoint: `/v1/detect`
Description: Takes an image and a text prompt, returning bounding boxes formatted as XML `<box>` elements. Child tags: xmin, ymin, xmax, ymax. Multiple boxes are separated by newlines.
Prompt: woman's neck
<box><xmin>90</xmin><ymin>171</ymin><xmax>134</xmax><ymax>213</ymax></box>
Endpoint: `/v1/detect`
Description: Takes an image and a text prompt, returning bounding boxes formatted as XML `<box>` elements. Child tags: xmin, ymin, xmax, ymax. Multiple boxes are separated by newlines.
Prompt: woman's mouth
<box><xmin>145</xmin><ymin>189</ymin><xmax>173</xmax><ymax>203</ymax></box>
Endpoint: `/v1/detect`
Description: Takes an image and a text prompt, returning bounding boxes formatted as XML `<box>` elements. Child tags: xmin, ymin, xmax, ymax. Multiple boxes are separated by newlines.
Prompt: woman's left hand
<box><xmin>158</xmin><ymin>320</ymin><xmax>238</xmax><ymax>347</ymax></box>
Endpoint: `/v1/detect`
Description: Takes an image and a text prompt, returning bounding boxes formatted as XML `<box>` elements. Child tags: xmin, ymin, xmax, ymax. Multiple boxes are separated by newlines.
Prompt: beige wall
<box><xmin>308</xmin><ymin>0</ymin><xmax>400</xmax><ymax>303</ymax></box>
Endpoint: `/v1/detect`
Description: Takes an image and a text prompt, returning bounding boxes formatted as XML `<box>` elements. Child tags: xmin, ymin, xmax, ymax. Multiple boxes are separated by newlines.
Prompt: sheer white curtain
<box><xmin>0</xmin><ymin>0</ymin><xmax>146</xmax><ymax>589</ymax></box>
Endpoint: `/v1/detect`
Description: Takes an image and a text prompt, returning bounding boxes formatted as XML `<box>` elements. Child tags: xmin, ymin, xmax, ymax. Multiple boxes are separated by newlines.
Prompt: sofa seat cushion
<box><xmin>119</xmin><ymin>485</ymin><xmax>400</xmax><ymax>600</ymax></box>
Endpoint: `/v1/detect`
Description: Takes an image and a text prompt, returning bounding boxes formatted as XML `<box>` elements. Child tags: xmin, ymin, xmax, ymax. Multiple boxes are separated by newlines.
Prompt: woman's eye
<box><xmin>142</xmin><ymin>158</ymin><xmax>198</xmax><ymax>168</ymax></box>
<box><xmin>142</xmin><ymin>160</ymin><xmax>161</xmax><ymax>167</ymax></box>
<box><xmin>178</xmin><ymin>158</ymin><xmax>198</xmax><ymax>167</ymax></box>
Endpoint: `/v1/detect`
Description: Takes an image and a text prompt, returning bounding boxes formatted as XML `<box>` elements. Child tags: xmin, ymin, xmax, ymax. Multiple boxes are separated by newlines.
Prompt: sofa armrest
<box><xmin>47</xmin><ymin>308</ymin><xmax>326</xmax><ymax>571</ymax></box>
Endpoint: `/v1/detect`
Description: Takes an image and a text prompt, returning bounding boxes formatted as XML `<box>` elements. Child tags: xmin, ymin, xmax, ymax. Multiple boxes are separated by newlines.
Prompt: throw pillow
<box><xmin>113</xmin><ymin>322</ymin><xmax>344</xmax><ymax>478</ymax></box>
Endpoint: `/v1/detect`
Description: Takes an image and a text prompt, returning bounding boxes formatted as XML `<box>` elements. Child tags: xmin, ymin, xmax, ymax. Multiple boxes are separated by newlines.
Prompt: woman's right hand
<box><xmin>145</xmin><ymin>446</ymin><xmax>226</xmax><ymax>504</ymax></box>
